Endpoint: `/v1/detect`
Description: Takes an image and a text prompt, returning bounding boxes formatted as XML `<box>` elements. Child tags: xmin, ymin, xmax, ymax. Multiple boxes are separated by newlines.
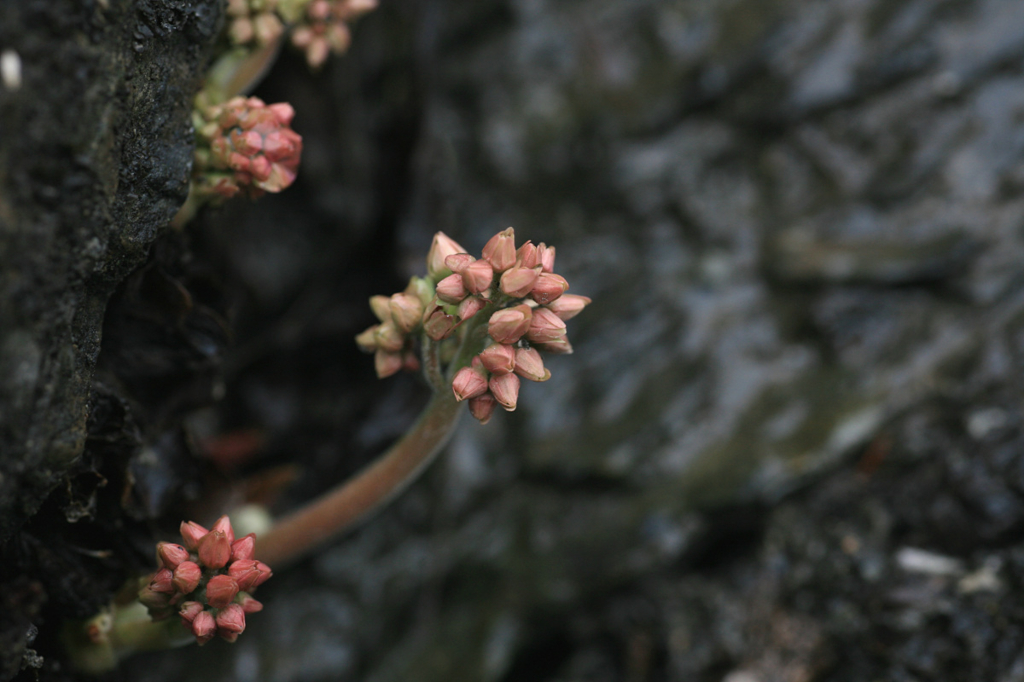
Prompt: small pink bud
<box><xmin>157</xmin><ymin>542</ymin><xmax>189</xmax><ymax>570</ymax></box>
<box><xmin>452</xmin><ymin>366</ymin><xmax>489</xmax><ymax>402</ymax></box>
<box><xmin>423</xmin><ymin>307</ymin><xmax>456</xmax><ymax>340</ymax></box>
<box><xmin>526</xmin><ymin>307</ymin><xmax>567</xmax><ymax>344</ymax></box>
<box><xmin>500</xmin><ymin>266</ymin><xmax>541</xmax><ymax>298</ymax></box>
<box><xmin>389</xmin><ymin>293</ymin><xmax>423</xmax><ymax>333</ymax></box>
<box><xmin>427</xmin><ymin>232</ymin><xmax>468</xmax><ymax>279</ymax></box>
<box><xmin>268</xmin><ymin>102</ymin><xmax>295</xmax><ymax>126</ymax></box>
<box><xmin>230</xmin><ymin>534</ymin><xmax>256</xmax><ymax>562</ymax></box>
<box><xmin>210</xmin><ymin>515</ymin><xmax>236</xmax><ymax>544</ymax></box>
<box><xmin>179</xmin><ymin>601</ymin><xmax>204</xmax><ymax>625</ymax></box>
<box><xmin>538</xmin><ymin>243</ymin><xmax>556</xmax><ymax>273</ymax></box>
<box><xmin>139</xmin><ymin>585</ymin><xmax>172</xmax><ymax>610</ymax></box>
<box><xmin>374</xmin><ymin>349</ymin><xmax>403</xmax><ymax>379</ymax></box>
<box><xmin>150</xmin><ymin>568</ymin><xmax>175</xmax><ymax>594</ymax></box>
<box><xmin>458</xmin><ymin>296</ymin><xmax>486</xmax><ymax>320</ymax></box>
<box><xmin>228</xmin><ymin>560</ymin><xmax>268</xmax><ymax>592</ymax></box>
<box><xmin>369</xmin><ymin>295</ymin><xmax>392</xmax><ymax>323</ymax></box>
<box><xmin>514</xmin><ymin>347</ymin><xmax>551</xmax><ymax>382</ymax></box>
<box><xmin>254</xmin><ymin>12</ymin><xmax>284</xmax><ymax>44</ymax></box>
<box><xmin>239</xmin><ymin>595</ymin><xmax>264</xmax><ymax>614</ymax></box>
<box><xmin>206</xmin><ymin>575</ymin><xmax>240</xmax><ymax>609</ymax></box>
<box><xmin>435</xmin><ymin>273</ymin><xmax>468</xmax><ymax>304</ymax></box>
<box><xmin>461</xmin><ymin>259</ymin><xmax>494</xmax><ymax>294</ymax></box>
<box><xmin>546</xmin><ymin>294</ymin><xmax>591</xmax><ymax>320</ymax></box>
<box><xmin>529</xmin><ymin>273</ymin><xmax>569</xmax><ymax>305</ymax></box>
<box><xmin>444</xmin><ymin>253</ymin><xmax>476</xmax><ymax>274</ymax></box>
<box><xmin>478</xmin><ymin>344</ymin><xmax>516</xmax><ymax>375</ymax></box>
<box><xmin>251</xmin><ymin>561</ymin><xmax>273</xmax><ymax>589</ymax></box>
<box><xmin>489</xmin><ymin>373</ymin><xmax>520</xmax><ymax>411</ymax></box>
<box><xmin>198</xmin><ymin>530</ymin><xmax>232</xmax><ymax>569</ymax></box>
<box><xmin>173</xmin><ymin>561</ymin><xmax>202</xmax><ymax>594</ymax></box>
<box><xmin>517</xmin><ymin>241</ymin><xmax>540</xmax><ymax>269</ymax></box>
<box><xmin>216</xmin><ymin>603</ymin><xmax>246</xmax><ymax>642</ymax></box>
<box><xmin>372</xmin><ymin>322</ymin><xmax>404</xmax><ymax>354</ymax></box>
<box><xmin>192</xmin><ymin>610</ymin><xmax>217</xmax><ymax>645</ymax></box>
<box><xmin>482</xmin><ymin>227</ymin><xmax>517</xmax><ymax>272</ymax></box>
<box><xmin>537</xmin><ymin>337</ymin><xmax>574</xmax><ymax>355</ymax></box>
<box><xmin>488</xmin><ymin>304</ymin><xmax>533</xmax><ymax>344</ymax></box>
<box><xmin>180</xmin><ymin>521</ymin><xmax>209</xmax><ymax>551</ymax></box>
<box><xmin>468</xmin><ymin>393</ymin><xmax>497</xmax><ymax>424</ymax></box>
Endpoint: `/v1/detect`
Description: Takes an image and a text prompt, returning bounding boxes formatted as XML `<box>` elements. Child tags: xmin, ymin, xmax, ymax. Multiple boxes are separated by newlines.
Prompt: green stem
<box><xmin>63</xmin><ymin>601</ymin><xmax>194</xmax><ymax>674</ymax></box>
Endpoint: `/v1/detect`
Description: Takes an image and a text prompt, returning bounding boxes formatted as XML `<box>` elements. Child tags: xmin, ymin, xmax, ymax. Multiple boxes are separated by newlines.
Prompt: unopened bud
<box><xmin>179</xmin><ymin>601</ymin><xmax>204</xmax><ymax>625</ymax></box>
<box><xmin>452</xmin><ymin>366</ymin><xmax>489</xmax><ymax>402</ymax></box>
<box><xmin>389</xmin><ymin>293</ymin><xmax>423</xmax><ymax>333</ymax></box>
<box><xmin>468</xmin><ymin>393</ymin><xmax>498</xmax><ymax>424</ymax></box>
<box><xmin>526</xmin><ymin>307</ymin><xmax>567</xmax><ymax>344</ymax></box>
<box><xmin>514</xmin><ymin>347</ymin><xmax>550</xmax><ymax>382</ymax></box>
<box><xmin>530</xmin><ymin>273</ymin><xmax>569</xmax><ymax>305</ymax></box>
<box><xmin>228</xmin><ymin>559</ymin><xmax>272</xmax><ymax>592</ymax></box>
<box><xmin>355</xmin><ymin>325</ymin><xmax>378</xmax><ymax>352</ymax></box>
<box><xmin>488</xmin><ymin>304</ymin><xmax>533</xmax><ymax>344</ymax></box>
<box><xmin>517</xmin><ymin>241</ymin><xmax>540</xmax><ymax>269</ymax></box>
<box><xmin>150</xmin><ymin>568</ymin><xmax>175</xmax><ymax>594</ymax></box>
<box><xmin>537</xmin><ymin>337</ymin><xmax>573</xmax><ymax>354</ymax></box>
<box><xmin>423</xmin><ymin>307</ymin><xmax>455</xmax><ymax>340</ymax></box>
<box><xmin>374</xmin><ymin>349</ymin><xmax>403</xmax><ymax>378</ymax></box>
<box><xmin>230</xmin><ymin>534</ymin><xmax>256</xmax><ymax>562</ymax></box>
<box><xmin>489</xmin><ymin>373</ymin><xmax>520</xmax><ymax>411</ymax></box>
<box><xmin>373</xmin><ymin>322</ymin><xmax>404</xmax><ymax>353</ymax></box>
<box><xmin>482</xmin><ymin>227</ymin><xmax>517</xmax><ymax>272</ymax></box>
<box><xmin>461</xmin><ymin>259</ymin><xmax>494</xmax><ymax>294</ymax></box>
<box><xmin>427</xmin><ymin>232</ymin><xmax>467</xmax><ymax>279</ymax></box>
<box><xmin>546</xmin><ymin>294</ymin><xmax>591</xmax><ymax>320</ymax></box>
<box><xmin>139</xmin><ymin>585</ymin><xmax>172</xmax><ymax>611</ymax></box>
<box><xmin>193</xmin><ymin>610</ymin><xmax>217</xmax><ymax>645</ymax></box>
<box><xmin>458</xmin><ymin>295</ymin><xmax>486</xmax><ymax>320</ymax></box>
<box><xmin>369</xmin><ymin>295</ymin><xmax>392</xmax><ymax>323</ymax></box>
<box><xmin>180</xmin><ymin>521</ymin><xmax>209</xmax><ymax>551</ymax></box>
<box><xmin>210</xmin><ymin>515</ymin><xmax>236</xmax><ymax>544</ymax></box>
<box><xmin>238</xmin><ymin>594</ymin><xmax>264</xmax><ymax>613</ymax></box>
<box><xmin>405</xmin><ymin>276</ymin><xmax>435</xmax><ymax>306</ymax></box>
<box><xmin>478</xmin><ymin>344</ymin><xmax>516</xmax><ymax>375</ymax></box>
<box><xmin>157</xmin><ymin>542</ymin><xmax>189</xmax><ymax>570</ymax></box>
<box><xmin>173</xmin><ymin>561</ymin><xmax>202</xmax><ymax>594</ymax></box>
<box><xmin>444</xmin><ymin>253</ymin><xmax>476</xmax><ymax>274</ymax></box>
<box><xmin>435</xmin><ymin>273</ymin><xmax>468</xmax><ymax>304</ymax></box>
<box><xmin>198</xmin><ymin>530</ymin><xmax>232</xmax><ymax>569</ymax></box>
<box><xmin>216</xmin><ymin>603</ymin><xmax>246</xmax><ymax>642</ymax></box>
<box><xmin>537</xmin><ymin>243</ymin><xmax>556</xmax><ymax>273</ymax></box>
<box><xmin>206</xmin><ymin>575</ymin><xmax>240</xmax><ymax>609</ymax></box>
<box><xmin>500</xmin><ymin>266</ymin><xmax>541</xmax><ymax>298</ymax></box>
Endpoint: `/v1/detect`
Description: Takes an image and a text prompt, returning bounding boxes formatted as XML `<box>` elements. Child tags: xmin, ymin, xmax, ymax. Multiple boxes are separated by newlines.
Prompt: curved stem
<box><xmin>257</xmin><ymin>389</ymin><xmax>462</xmax><ymax>568</ymax></box>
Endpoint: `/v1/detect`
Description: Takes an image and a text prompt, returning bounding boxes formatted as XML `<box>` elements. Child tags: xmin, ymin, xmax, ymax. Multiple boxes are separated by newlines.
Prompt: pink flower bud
<box><xmin>514</xmin><ymin>347</ymin><xmax>551</xmax><ymax>382</ymax></box>
<box><xmin>355</xmin><ymin>325</ymin><xmax>378</xmax><ymax>352</ymax></box>
<box><xmin>216</xmin><ymin>603</ymin><xmax>246</xmax><ymax>642</ymax></box>
<box><xmin>150</xmin><ymin>568</ymin><xmax>175</xmax><ymax>594</ymax></box>
<box><xmin>517</xmin><ymin>241</ymin><xmax>540</xmax><ymax>269</ymax></box>
<box><xmin>444</xmin><ymin>253</ymin><xmax>476</xmax><ymax>274</ymax></box>
<box><xmin>461</xmin><ymin>259</ymin><xmax>494</xmax><ymax>294</ymax></box>
<box><xmin>251</xmin><ymin>561</ymin><xmax>273</xmax><ymax>589</ymax></box>
<box><xmin>373</xmin><ymin>322</ymin><xmax>404</xmax><ymax>353</ymax></box>
<box><xmin>478</xmin><ymin>344</ymin><xmax>516</xmax><ymax>375</ymax></box>
<box><xmin>458</xmin><ymin>296</ymin><xmax>486</xmax><ymax>320</ymax></box>
<box><xmin>427</xmin><ymin>232</ymin><xmax>467</xmax><ymax>279</ymax></box>
<box><xmin>537</xmin><ymin>243</ymin><xmax>556</xmax><ymax>273</ymax></box>
<box><xmin>268</xmin><ymin>102</ymin><xmax>295</xmax><ymax>126</ymax></box>
<box><xmin>489</xmin><ymin>373</ymin><xmax>520</xmax><ymax>411</ymax></box>
<box><xmin>228</xmin><ymin>560</ymin><xmax>271</xmax><ymax>592</ymax></box>
<box><xmin>537</xmin><ymin>337</ymin><xmax>574</xmax><ymax>355</ymax></box>
<box><xmin>499</xmin><ymin>266</ymin><xmax>541</xmax><ymax>298</ymax></box>
<box><xmin>179</xmin><ymin>601</ymin><xmax>204</xmax><ymax>625</ymax></box>
<box><xmin>210</xmin><ymin>516</ymin><xmax>236</xmax><ymax>544</ymax></box>
<box><xmin>180</xmin><ymin>521</ymin><xmax>209</xmax><ymax>551</ymax></box>
<box><xmin>546</xmin><ymin>294</ymin><xmax>591</xmax><ymax>320</ymax></box>
<box><xmin>452</xmin><ymin>366</ymin><xmax>489</xmax><ymax>402</ymax></box>
<box><xmin>468</xmin><ymin>393</ymin><xmax>497</xmax><ymax>424</ymax></box>
<box><xmin>192</xmin><ymin>610</ymin><xmax>217</xmax><ymax>645</ymax></box>
<box><xmin>374</xmin><ymin>349</ymin><xmax>403</xmax><ymax>379</ymax></box>
<box><xmin>239</xmin><ymin>595</ymin><xmax>264</xmax><ymax>614</ymax></box>
<box><xmin>206</xmin><ymin>575</ymin><xmax>240</xmax><ymax>609</ymax></box>
<box><xmin>369</xmin><ymin>295</ymin><xmax>392</xmax><ymax>323</ymax></box>
<box><xmin>529</xmin><ymin>273</ymin><xmax>569</xmax><ymax>305</ymax></box>
<box><xmin>198</xmin><ymin>530</ymin><xmax>232</xmax><ymax>569</ymax></box>
<box><xmin>139</xmin><ymin>585</ymin><xmax>172</xmax><ymax>610</ymax></box>
<box><xmin>230</xmin><ymin>534</ymin><xmax>256</xmax><ymax>562</ymax></box>
<box><xmin>482</xmin><ymin>227</ymin><xmax>517</xmax><ymax>272</ymax></box>
<box><xmin>423</xmin><ymin>307</ymin><xmax>455</xmax><ymax>341</ymax></box>
<box><xmin>389</xmin><ymin>293</ymin><xmax>423</xmax><ymax>333</ymax></box>
<box><xmin>488</xmin><ymin>304</ymin><xmax>533</xmax><ymax>344</ymax></box>
<box><xmin>157</xmin><ymin>542</ymin><xmax>189</xmax><ymax>570</ymax></box>
<box><xmin>526</xmin><ymin>307</ymin><xmax>567</xmax><ymax>344</ymax></box>
<box><xmin>173</xmin><ymin>561</ymin><xmax>202</xmax><ymax>594</ymax></box>
<box><xmin>435</xmin><ymin>274</ymin><xmax>468</xmax><ymax>304</ymax></box>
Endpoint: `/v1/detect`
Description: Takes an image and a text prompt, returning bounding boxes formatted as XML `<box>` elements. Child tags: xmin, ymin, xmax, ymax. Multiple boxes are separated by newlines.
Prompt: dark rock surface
<box><xmin>4</xmin><ymin>0</ymin><xmax>1024</xmax><ymax>680</ymax></box>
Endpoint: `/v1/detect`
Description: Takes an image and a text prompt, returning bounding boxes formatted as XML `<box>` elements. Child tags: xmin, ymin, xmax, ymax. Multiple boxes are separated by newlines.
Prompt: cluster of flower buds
<box><xmin>193</xmin><ymin>96</ymin><xmax>303</xmax><ymax>200</ymax></box>
<box><xmin>137</xmin><ymin>516</ymin><xmax>272</xmax><ymax>645</ymax></box>
<box><xmin>355</xmin><ymin>228</ymin><xmax>590</xmax><ymax>423</ymax></box>
<box><xmin>290</xmin><ymin>0</ymin><xmax>377</xmax><ymax>68</ymax></box>
<box><xmin>226</xmin><ymin>0</ymin><xmax>285</xmax><ymax>47</ymax></box>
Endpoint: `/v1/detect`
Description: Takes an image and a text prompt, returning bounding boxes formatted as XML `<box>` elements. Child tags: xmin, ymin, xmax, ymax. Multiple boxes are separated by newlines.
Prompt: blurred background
<box><xmin>118</xmin><ymin>0</ymin><xmax>1024</xmax><ymax>680</ymax></box>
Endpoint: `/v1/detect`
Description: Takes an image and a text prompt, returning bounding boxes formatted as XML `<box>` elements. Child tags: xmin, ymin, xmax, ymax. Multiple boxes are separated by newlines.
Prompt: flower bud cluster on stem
<box><xmin>356</xmin><ymin>227</ymin><xmax>590</xmax><ymax>423</ymax></box>
<box><xmin>138</xmin><ymin>516</ymin><xmax>271</xmax><ymax>645</ymax></box>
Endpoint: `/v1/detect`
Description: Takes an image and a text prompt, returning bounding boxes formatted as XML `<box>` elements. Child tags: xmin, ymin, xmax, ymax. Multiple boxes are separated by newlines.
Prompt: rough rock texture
<box><xmin>0</xmin><ymin>0</ymin><xmax>221</xmax><ymax>678</ymax></box>
<box><xmin>5</xmin><ymin>0</ymin><xmax>1024</xmax><ymax>680</ymax></box>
